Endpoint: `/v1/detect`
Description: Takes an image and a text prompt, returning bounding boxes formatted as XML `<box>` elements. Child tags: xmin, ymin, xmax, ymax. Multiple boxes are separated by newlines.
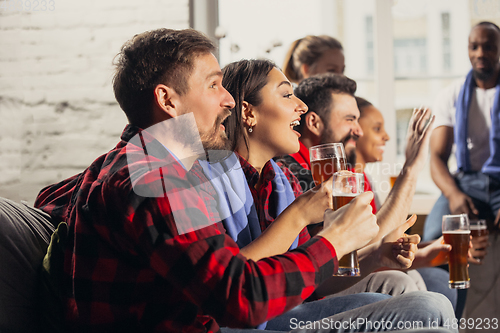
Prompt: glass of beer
<box><xmin>310</xmin><ymin>143</ymin><xmax>347</xmax><ymax>186</ymax></box>
<box><xmin>389</xmin><ymin>163</ymin><xmax>403</xmax><ymax>189</ymax></box>
<box><xmin>442</xmin><ymin>214</ymin><xmax>470</xmax><ymax>289</ymax></box>
<box><xmin>389</xmin><ymin>175</ymin><xmax>398</xmax><ymax>189</ymax></box>
<box><xmin>470</xmin><ymin>219</ymin><xmax>489</xmax><ymax>263</ymax></box>
<box><xmin>332</xmin><ymin>171</ymin><xmax>364</xmax><ymax>276</ymax></box>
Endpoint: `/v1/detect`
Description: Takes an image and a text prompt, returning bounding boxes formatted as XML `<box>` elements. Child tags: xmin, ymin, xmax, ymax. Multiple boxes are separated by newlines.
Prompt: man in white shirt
<box><xmin>423</xmin><ymin>22</ymin><xmax>500</xmax><ymax>255</ymax></box>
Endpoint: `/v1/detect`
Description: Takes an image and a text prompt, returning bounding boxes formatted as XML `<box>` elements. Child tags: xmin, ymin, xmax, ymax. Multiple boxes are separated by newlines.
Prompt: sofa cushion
<box><xmin>0</xmin><ymin>197</ymin><xmax>55</xmax><ymax>333</ymax></box>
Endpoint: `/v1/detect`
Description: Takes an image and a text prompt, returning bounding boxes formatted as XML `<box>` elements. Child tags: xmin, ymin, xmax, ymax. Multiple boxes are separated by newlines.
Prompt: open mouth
<box><xmin>290</xmin><ymin>120</ymin><xmax>301</xmax><ymax>137</ymax></box>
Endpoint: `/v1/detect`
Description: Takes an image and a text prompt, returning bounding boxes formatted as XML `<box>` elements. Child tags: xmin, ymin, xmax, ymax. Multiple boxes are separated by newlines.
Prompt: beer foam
<box><xmin>470</xmin><ymin>225</ymin><xmax>487</xmax><ymax>230</ymax></box>
<box><xmin>443</xmin><ymin>230</ymin><xmax>470</xmax><ymax>234</ymax></box>
<box><xmin>332</xmin><ymin>192</ymin><xmax>358</xmax><ymax>197</ymax></box>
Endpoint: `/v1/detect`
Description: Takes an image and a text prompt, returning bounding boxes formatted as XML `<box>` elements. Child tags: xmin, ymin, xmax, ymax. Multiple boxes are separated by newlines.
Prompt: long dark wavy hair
<box><xmin>222</xmin><ymin>59</ymin><xmax>276</xmax><ymax>152</ymax></box>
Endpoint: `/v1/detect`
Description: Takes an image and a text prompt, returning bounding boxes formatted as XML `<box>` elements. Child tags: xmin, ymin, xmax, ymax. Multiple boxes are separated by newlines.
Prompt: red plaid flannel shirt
<box><xmin>35</xmin><ymin>125</ymin><xmax>337</xmax><ymax>332</ymax></box>
<box><xmin>236</xmin><ymin>154</ymin><xmax>311</xmax><ymax>246</ymax></box>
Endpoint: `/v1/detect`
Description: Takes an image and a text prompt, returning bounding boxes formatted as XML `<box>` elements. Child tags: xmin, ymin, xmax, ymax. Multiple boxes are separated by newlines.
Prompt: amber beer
<box><xmin>470</xmin><ymin>225</ymin><xmax>489</xmax><ymax>238</ymax></box>
<box><xmin>333</xmin><ymin>194</ymin><xmax>355</xmax><ymax>210</ymax></box>
<box><xmin>389</xmin><ymin>176</ymin><xmax>397</xmax><ymax>188</ymax></box>
<box><xmin>332</xmin><ymin>172</ymin><xmax>364</xmax><ymax>276</ymax></box>
<box><xmin>310</xmin><ymin>143</ymin><xmax>347</xmax><ymax>187</ymax></box>
<box><xmin>443</xmin><ymin>230</ymin><xmax>470</xmax><ymax>288</ymax></box>
<box><xmin>334</xmin><ymin>194</ymin><xmax>358</xmax><ymax>272</ymax></box>
<box><xmin>311</xmin><ymin>157</ymin><xmax>347</xmax><ymax>185</ymax></box>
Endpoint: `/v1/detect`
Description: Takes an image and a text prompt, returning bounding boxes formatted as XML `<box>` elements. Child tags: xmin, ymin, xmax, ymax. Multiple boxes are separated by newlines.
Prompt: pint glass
<box><xmin>470</xmin><ymin>219</ymin><xmax>489</xmax><ymax>263</ymax></box>
<box><xmin>333</xmin><ymin>171</ymin><xmax>364</xmax><ymax>277</ymax></box>
<box><xmin>389</xmin><ymin>176</ymin><xmax>398</xmax><ymax>189</ymax></box>
<box><xmin>310</xmin><ymin>143</ymin><xmax>347</xmax><ymax>186</ymax></box>
<box><xmin>442</xmin><ymin>214</ymin><xmax>470</xmax><ymax>289</ymax></box>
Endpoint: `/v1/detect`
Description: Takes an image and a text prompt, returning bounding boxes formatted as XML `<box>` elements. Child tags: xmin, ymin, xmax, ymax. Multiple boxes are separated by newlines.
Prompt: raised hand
<box><xmin>404</xmin><ymin>107</ymin><xmax>435</xmax><ymax>173</ymax></box>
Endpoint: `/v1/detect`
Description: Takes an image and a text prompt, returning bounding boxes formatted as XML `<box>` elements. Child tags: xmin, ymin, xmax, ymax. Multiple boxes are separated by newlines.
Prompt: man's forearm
<box><xmin>429</xmin><ymin>126</ymin><xmax>460</xmax><ymax>199</ymax></box>
<box><xmin>371</xmin><ymin>165</ymin><xmax>419</xmax><ymax>243</ymax></box>
<box><xmin>430</xmin><ymin>154</ymin><xmax>460</xmax><ymax>199</ymax></box>
<box><xmin>239</xmin><ymin>204</ymin><xmax>307</xmax><ymax>261</ymax></box>
<box><xmin>358</xmin><ymin>241</ymin><xmax>383</xmax><ymax>272</ymax></box>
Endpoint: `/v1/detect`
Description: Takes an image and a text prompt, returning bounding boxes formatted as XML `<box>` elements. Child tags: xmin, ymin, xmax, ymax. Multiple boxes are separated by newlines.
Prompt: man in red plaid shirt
<box><xmin>34</xmin><ymin>29</ymin><xmax>456</xmax><ymax>333</ymax></box>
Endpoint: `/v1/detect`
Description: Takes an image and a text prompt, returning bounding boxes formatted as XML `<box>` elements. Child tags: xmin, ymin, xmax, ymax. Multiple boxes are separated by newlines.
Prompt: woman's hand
<box><xmin>291</xmin><ymin>176</ymin><xmax>333</xmax><ymax>226</ymax></box>
<box><xmin>239</xmin><ymin>175</ymin><xmax>333</xmax><ymax>261</ymax></box>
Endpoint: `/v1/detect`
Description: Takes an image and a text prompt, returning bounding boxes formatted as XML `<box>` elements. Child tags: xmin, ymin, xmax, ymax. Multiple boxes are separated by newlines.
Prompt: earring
<box><xmin>248</xmin><ymin>126</ymin><xmax>253</xmax><ymax>133</ymax></box>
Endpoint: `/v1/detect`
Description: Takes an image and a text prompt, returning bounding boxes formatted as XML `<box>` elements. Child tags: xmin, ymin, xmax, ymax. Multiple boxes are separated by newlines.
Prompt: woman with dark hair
<box><xmin>282</xmin><ymin>35</ymin><xmax>345</xmax><ymax>84</ymax></box>
<box><xmin>214</xmin><ymin>59</ymin><xmax>337</xmax><ymax>260</ymax></box>
<box><xmin>219</xmin><ymin>60</ymin><xmax>398</xmax><ymax>261</ymax></box>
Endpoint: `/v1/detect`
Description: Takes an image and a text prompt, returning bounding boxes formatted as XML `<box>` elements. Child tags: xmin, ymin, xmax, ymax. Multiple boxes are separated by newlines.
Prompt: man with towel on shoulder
<box><xmin>423</xmin><ymin>22</ymin><xmax>500</xmax><ymax>253</ymax></box>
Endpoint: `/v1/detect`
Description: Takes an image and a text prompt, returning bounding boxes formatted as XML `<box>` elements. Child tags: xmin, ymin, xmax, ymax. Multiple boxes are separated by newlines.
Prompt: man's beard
<box><xmin>320</xmin><ymin>126</ymin><xmax>358</xmax><ymax>167</ymax></box>
<box><xmin>473</xmin><ymin>67</ymin><xmax>496</xmax><ymax>82</ymax></box>
<box><xmin>199</xmin><ymin>109</ymin><xmax>232</xmax><ymax>162</ymax></box>
<box><xmin>340</xmin><ymin>133</ymin><xmax>358</xmax><ymax>167</ymax></box>
<box><xmin>345</xmin><ymin>147</ymin><xmax>357</xmax><ymax>168</ymax></box>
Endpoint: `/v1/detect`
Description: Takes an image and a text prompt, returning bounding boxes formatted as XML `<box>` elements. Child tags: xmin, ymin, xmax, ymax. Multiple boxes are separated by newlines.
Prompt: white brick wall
<box><xmin>0</xmin><ymin>0</ymin><xmax>190</xmax><ymax>204</ymax></box>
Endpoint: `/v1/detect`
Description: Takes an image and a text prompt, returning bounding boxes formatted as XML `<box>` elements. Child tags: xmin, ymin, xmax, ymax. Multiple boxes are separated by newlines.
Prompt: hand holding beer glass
<box><xmin>469</xmin><ymin>219</ymin><xmax>489</xmax><ymax>264</ymax></box>
<box><xmin>333</xmin><ymin>171</ymin><xmax>365</xmax><ymax>276</ymax></box>
<box><xmin>442</xmin><ymin>214</ymin><xmax>470</xmax><ymax>289</ymax></box>
<box><xmin>308</xmin><ymin>143</ymin><xmax>347</xmax><ymax>236</ymax></box>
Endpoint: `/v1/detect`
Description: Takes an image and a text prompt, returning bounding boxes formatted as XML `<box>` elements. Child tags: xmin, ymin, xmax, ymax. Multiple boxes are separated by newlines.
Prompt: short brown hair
<box><xmin>113</xmin><ymin>28</ymin><xmax>215</xmax><ymax>126</ymax></box>
<box><xmin>294</xmin><ymin>73</ymin><xmax>356</xmax><ymax>133</ymax></box>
